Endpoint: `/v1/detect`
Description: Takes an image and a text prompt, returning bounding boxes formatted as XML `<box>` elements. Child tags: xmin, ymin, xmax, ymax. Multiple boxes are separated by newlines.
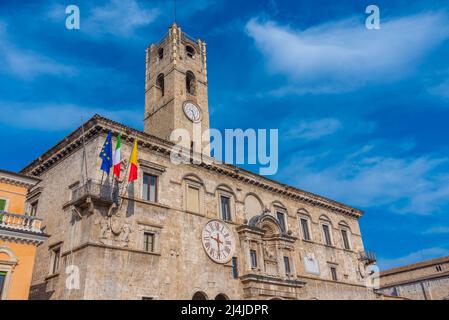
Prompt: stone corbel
<box><xmin>70</xmin><ymin>206</ymin><xmax>82</xmax><ymax>219</ymax></box>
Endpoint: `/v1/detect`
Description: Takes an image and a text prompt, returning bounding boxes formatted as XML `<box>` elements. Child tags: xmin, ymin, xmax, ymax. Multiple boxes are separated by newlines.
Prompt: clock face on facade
<box><xmin>183</xmin><ymin>102</ymin><xmax>201</xmax><ymax>122</ymax></box>
<box><xmin>202</xmin><ymin>220</ymin><xmax>235</xmax><ymax>264</ymax></box>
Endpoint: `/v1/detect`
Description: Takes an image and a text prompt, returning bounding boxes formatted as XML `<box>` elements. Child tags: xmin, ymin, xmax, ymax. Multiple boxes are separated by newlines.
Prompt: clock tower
<box><xmin>144</xmin><ymin>23</ymin><xmax>210</xmax><ymax>155</ymax></box>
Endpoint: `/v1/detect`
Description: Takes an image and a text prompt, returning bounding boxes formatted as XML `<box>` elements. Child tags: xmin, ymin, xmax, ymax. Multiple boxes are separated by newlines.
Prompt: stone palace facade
<box><xmin>23</xmin><ymin>24</ymin><xmax>379</xmax><ymax>300</ymax></box>
<box><xmin>378</xmin><ymin>255</ymin><xmax>449</xmax><ymax>300</ymax></box>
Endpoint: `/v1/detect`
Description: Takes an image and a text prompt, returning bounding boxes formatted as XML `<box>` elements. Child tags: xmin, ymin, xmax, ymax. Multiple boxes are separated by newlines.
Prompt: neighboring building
<box><xmin>23</xmin><ymin>23</ymin><xmax>378</xmax><ymax>300</ymax></box>
<box><xmin>378</xmin><ymin>256</ymin><xmax>449</xmax><ymax>300</ymax></box>
<box><xmin>0</xmin><ymin>169</ymin><xmax>48</xmax><ymax>300</ymax></box>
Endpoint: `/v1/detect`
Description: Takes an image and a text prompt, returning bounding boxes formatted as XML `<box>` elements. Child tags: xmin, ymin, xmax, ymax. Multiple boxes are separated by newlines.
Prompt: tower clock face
<box><xmin>202</xmin><ymin>220</ymin><xmax>235</xmax><ymax>264</ymax></box>
<box><xmin>183</xmin><ymin>102</ymin><xmax>201</xmax><ymax>122</ymax></box>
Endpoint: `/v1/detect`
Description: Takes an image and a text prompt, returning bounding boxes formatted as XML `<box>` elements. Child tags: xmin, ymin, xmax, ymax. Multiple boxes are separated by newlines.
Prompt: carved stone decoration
<box><xmin>110</xmin><ymin>215</ymin><xmax>123</xmax><ymax>236</ymax></box>
<box><xmin>263</xmin><ymin>244</ymin><xmax>277</xmax><ymax>261</ymax></box>
<box><xmin>97</xmin><ymin>217</ymin><xmax>111</xmax><ymax>244</ymax></box>
<box><xmin>170</xmin><ymin>249</ymin><xmax>179</xmax><ymax>258</ymax></box>
<box><xmin>96</xmin><ymin>208</ymin><xmax>133</xmax><ymax>247</ymax></box>
<box><xmin>304</xmin><ymin>252</ymin><xmax>320</xmax><ymax>275</ymax></box>
<box><xmin>121</xmin><ymin>223</ymin><xmax>132</xmax><ymax>247</ymax></box>
<box><xmin>358</xmin><ymin>260</ymin><xmax>369</xmax><ymax>279</ymax></box>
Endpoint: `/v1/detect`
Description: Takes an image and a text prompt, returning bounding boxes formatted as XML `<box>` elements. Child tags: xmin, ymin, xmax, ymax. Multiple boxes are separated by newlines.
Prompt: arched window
<box><xmin>186</xmin><ymin>45</ymin><xmax>195</xmax><ymax>58</ymax></box>
<box><xmin>216</xmin><ymin>185</ymin><xmax>234</xmax><ymax>222</ymax></box>
<box><xmin>192</xmin><ymin>291</ymin><xmax>208</xmax><ymax>300</ymax></box>
<box><xmin>186</xmin><ymin>71</ymin><xmax>196</xmax><ymax>96</ymax></box>
<box><xmin>319</xmin><ymin>215</ymin><xmax>333</xmax><ymax>246</ymax></box>
<box><xmin>156</xmin><ymin>73</ymin><xmax>164</xmax><ymax>97</ymax></box>
<box><xmin>158</xmin><ymin>47</ymin><xmax>164</xmax><ymax>60</ymax></box>
<box><xmin>339</xmin><ymin>221</ymin><xmax>351</xmax><ymax>250</ymax></box>
<box><xmin>244</xmin><ymin>194</ymin><xmax>263</xmax><ymax>221</ymax></box>
<box><xmin>215</xmin><ymin>293</ymin><xmax>229</xmax><ymax>300</ymax></box>
<box><xmin>183</xmin><ymin>174</ymin><xmax>203</xmax><ymax>214</ymax></box>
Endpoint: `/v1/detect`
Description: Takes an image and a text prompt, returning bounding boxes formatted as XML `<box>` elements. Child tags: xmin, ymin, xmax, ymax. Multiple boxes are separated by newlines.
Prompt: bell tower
<box><xmin>144</xmin><ymin>23</ymin><xmax>210</xmax><ymax>155</ymax></box>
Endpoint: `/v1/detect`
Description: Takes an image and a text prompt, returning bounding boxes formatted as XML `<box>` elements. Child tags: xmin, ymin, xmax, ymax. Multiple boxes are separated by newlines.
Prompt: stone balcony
<box><xmin>71</xmin><ymin>179</ymin><xmax>119</xmax><ymax>206</ymax></box>
<box><xmin>0</xmin><ymin>211</ymin><xmax>44</xmax><ymax>234</ymax></box>
<box><xmin>66</xmin><ymin>180</ymin><xmax>120</xmax><ymax>216</ymax></box>
<box><xmin>358</xmin><ymin>250</ymin><xmax>377</xmax><ymax>265</ymax></box>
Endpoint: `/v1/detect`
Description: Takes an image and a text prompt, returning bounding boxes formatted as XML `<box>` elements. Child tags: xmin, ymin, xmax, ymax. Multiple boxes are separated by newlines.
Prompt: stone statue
<box><xmin>99</xmin><ymin>217</ymin><xmax>110</xmax><ymax>242</ymax></box>
<box><xmin>121</xmin><ymin>223</ymin><xmax>132</xmax><ymax>246</ymax></box>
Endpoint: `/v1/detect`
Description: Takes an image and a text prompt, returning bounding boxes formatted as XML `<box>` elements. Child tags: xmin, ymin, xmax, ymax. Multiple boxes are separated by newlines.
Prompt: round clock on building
<box><xmin>202</xmin><ymin>220</ymin><xmax>236</xmax><ymax>264</ymax></box>
<box><xmin>183</xmin><ymin>101</ymin><xmax>201</xmax><ymax>122</ymax></box>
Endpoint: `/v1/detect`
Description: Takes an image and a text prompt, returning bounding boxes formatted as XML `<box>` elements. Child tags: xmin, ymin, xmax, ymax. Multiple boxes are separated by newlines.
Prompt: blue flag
<box><xmin>99</xmin><ymin>132</ymin><xmax>113</xmax><ymax>174</ymax></box>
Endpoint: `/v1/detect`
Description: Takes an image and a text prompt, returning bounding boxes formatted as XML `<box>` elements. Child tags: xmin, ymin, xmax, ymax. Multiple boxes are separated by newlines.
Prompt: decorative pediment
<box><xmin>248</xmin><ymin>213</ymin><xmax>282</xmax><ymax>236</ymax></box>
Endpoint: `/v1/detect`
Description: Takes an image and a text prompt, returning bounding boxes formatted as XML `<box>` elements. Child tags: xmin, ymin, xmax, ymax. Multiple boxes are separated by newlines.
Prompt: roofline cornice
<box><xmin>20</xmin><ymin>115</ymin><xmax>364</xmax><ymax>219</ymax></box>
<box><xmin>0</xmin><ymin>169</ymin><xmax>40</xmax><ymax>188</ymax></box>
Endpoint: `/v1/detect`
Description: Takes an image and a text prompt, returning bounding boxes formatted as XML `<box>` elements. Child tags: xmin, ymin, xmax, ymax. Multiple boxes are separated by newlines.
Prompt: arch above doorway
<box><xmin>192</xmin><ymin>291</ymin><xmax>208</xmax><ymax>300</ymax></box>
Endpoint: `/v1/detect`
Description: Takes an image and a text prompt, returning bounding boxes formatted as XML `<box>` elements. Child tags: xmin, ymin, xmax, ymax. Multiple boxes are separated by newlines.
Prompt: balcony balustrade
<box><xmin>70</xmin><ymin>179</ymin><xmax>119</xmax><ymax>206</ymax></box>
<box><xmin>358</xmin><ymin>250</ymin><xmax>377</xmax><ymax>264</ymax></box>
<box><xmin>0</xmin><ymin>211</ymin><xmax>44</xmax><ymax>234</ymax></box>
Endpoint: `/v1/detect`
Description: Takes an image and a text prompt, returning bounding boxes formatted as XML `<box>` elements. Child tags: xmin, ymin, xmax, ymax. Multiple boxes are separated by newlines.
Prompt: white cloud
<box><xmin>246</xmin><ymin>12</ymin><xmax>449</xmax><ymax>94</ymax></box>
<box><xmin>84</xmin><ymin>0</ymin><xmax>159</xmax><ymax>37</ymax></box>
<box><xmin>429</xmin><ymin>78</ymin><xmax>449</xmax><ymax>99</ymax></box>
<box><xmin>281</xmin><ymin>117</ymin><xmax>376</xmax><ymax>142</ymax></box>
<box><xmin>0</xmin><ymin>103</ymin><xmax>141</xmax><ymax>131</ymax></box>
<box><xmin>284</xmin><ymin>118</ymin><xmax>342</xmax><ymax>140</ymax></box>
<box><xmin>283</xmin><ymin>152</ymin><xmax>449</xmax><ymax>214</ymax></box>
<box><xmin>47</xmin><ymin>0</ymin><xmax>159</xmax><ymax>38</ymax></box>
<box><xmin>378</xmin><ymin>247</ymin><xmax>449</xmax><ymax>270</ymax></box>
<box><xmin>422</xmin><ymin>226</ymin><xmax>449</xmax><ymax>235</ymax></box>
<box><xmin>0</xmin><ymin>22</ymin><xmax>75</xmax><ymax>79</ymax></box>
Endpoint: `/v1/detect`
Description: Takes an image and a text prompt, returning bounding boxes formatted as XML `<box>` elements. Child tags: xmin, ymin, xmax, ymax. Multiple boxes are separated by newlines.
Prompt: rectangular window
<box><xmin>0</xmin><ymin>271</ymin><xmax>6</xmax><ymax>298</ymax></box>
<box><xmin>341</xmin><ymin>229</ymin><xmax>350</xmax><ymax>250</ymax></box>
<box><xmin>143</xmin><ymin>232</ymin><xmax>155</xmax><ymax>253</ymax></box>
<box><xmin>142</xmin><ymin>174</ymin><xmax>157</xmax><ymax>202</ymax></box>
<box><xmin>0</xmin><ymin>199</ymin><xmax>7</xmax><ymax>211</ymax></box>
<box><xmin>300</xmin><ymin>218</ymin><xmax>311</xmax><ymax>241</ymax></box>
<box><xmin>284</xmin><ymin>256</ymin><xmax>291</xmax><ymax>274</ymax></box>
<box><xmin>52</xmin><ymin>247</ymin><xmax>61</xmax><ymax>274</ymax></box>
<box><xmin>250</xmin><ymin>249</ymin><xmax>258</xmax><ymax>268</ymax></box>
<box><xmin>186</xmin><ymin>185</ymin><xmax>200</xmax><ymax>213</ymax></box>
<box><xmin>220</xmin><ymin>195</ymin><xmax>231</xmax><ymax>221</ymax></box>
<box><xmin>276</xmin><ymin>212</ymin><xmax>286</xmax><ymax>232</ymax></box>
<box><xmin>29</xmin><ymin>201</ymin><xmax>38</xmax><ymax>217</ymax></box>
<box><xmin>330</xmin><ymin>266</ymin><xmax>338</xmax><ymax>281</ymax></box>
<box><xmin>232</xmin><ymin>257</ymin><xmax>238</xmax><ymax>279</ymax></box>
<box><xmin>322</xmin><ymin>224</ymin><xmax>332</xmax><ymax>246</ymax></box>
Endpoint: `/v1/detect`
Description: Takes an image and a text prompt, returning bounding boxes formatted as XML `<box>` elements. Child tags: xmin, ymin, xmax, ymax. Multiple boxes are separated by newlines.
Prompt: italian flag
<box><xmin>113</xmin><ymin>133</ymin><xmax>121</xmax><ymax>178</ymax></box>
<box><xmin>128</xmin><ymin>139</ymin><xmax>138</xmax><ymax>183</ymax></box>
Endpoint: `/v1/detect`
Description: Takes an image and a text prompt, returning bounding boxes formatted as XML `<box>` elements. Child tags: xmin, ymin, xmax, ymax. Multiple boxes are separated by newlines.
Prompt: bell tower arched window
<box><xmin>158</xmin><ymin>47</ymin><xmax>164</xmax><ymax>60</ymax></box>
<box><xmin>156</xmin><ymin>73</ymin><xmax>164</xmax><ymax>97</ymax></box>
<box><xmin>186</xmin><ymin>45</ymin><xmax>195</xmax><ymax>58</ymax></box>
<box><xmin>186</xmin><ymin>71</ymin><xmax>196</xmax><ymax>96</ymax></box>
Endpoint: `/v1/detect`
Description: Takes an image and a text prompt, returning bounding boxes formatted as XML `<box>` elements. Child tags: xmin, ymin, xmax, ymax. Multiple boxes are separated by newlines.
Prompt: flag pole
<box><xmin>118</xmin><ymin>137</ymin><xmax>137</xmax><ymax>212</ymax></box>
<box><xmin>80</xmin><ymin>116</ymin><xmax>89</xmax><ymax>185</ymax></box>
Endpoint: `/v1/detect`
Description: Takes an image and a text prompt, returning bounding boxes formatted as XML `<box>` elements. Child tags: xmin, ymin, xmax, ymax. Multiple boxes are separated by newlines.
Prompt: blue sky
<box><xmin>1</xmin><ymin>0</ymin><xmax>448</xmax><ymax>270</ymax></box>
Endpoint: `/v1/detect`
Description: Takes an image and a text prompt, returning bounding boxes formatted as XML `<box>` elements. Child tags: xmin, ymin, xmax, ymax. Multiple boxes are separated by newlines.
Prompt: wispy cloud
<box><xmin>378</xmin><ymin>247</ymin><xmax>449</xmax><ymax>270</ymax></box>
<box><xmin>422</xmin><ymin>226</ymin><xmax>449</xmax><ymax>235</ymax></box>
<box><xmin>282</xmin><ymin>117</ymin><xmax>376</xmax><ymax>142</ymax></box>
<box><xmin>282</xmin><ymin>151</ymin><xmax>449</xmax><ymax>214</ymax></box>
<box><xmin>0</xmin><ymin>22</ymin><xmax>75</xmax><ymax>79</ymax></box>
<box><xmin>246</xmin><ymin>12</ymin><xmax>449</xmax><ymax>94</ymax></box>
<box><xmin>284</xmin><ymin>118</ymin><xmax>342</xmax><ymax>140</ymax></box>
<box><xmin>0</xmin><ymin>103</ymin><xmax>141</xmax><ymax>131</ymax></box>
<box><xmin>85</xmin><ymin>0</ymin><xmax>159</xmax><ymax>37</ymax></box>
<box><xmin>429</xmin><ymin>78</ymin><xmax>449</xmax><ymax>99</ymax></box>
<box><xmin>48</xmin><ymin>0</ymin><xmax>160</xmax><ymax>38</ymax></box>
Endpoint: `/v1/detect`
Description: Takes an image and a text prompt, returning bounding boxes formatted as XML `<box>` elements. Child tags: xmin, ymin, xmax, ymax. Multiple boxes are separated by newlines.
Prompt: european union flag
<box><xmin>99</xmin><ymin>132</ymin><xmax>113</xmax><ymax>174</ymax></box>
